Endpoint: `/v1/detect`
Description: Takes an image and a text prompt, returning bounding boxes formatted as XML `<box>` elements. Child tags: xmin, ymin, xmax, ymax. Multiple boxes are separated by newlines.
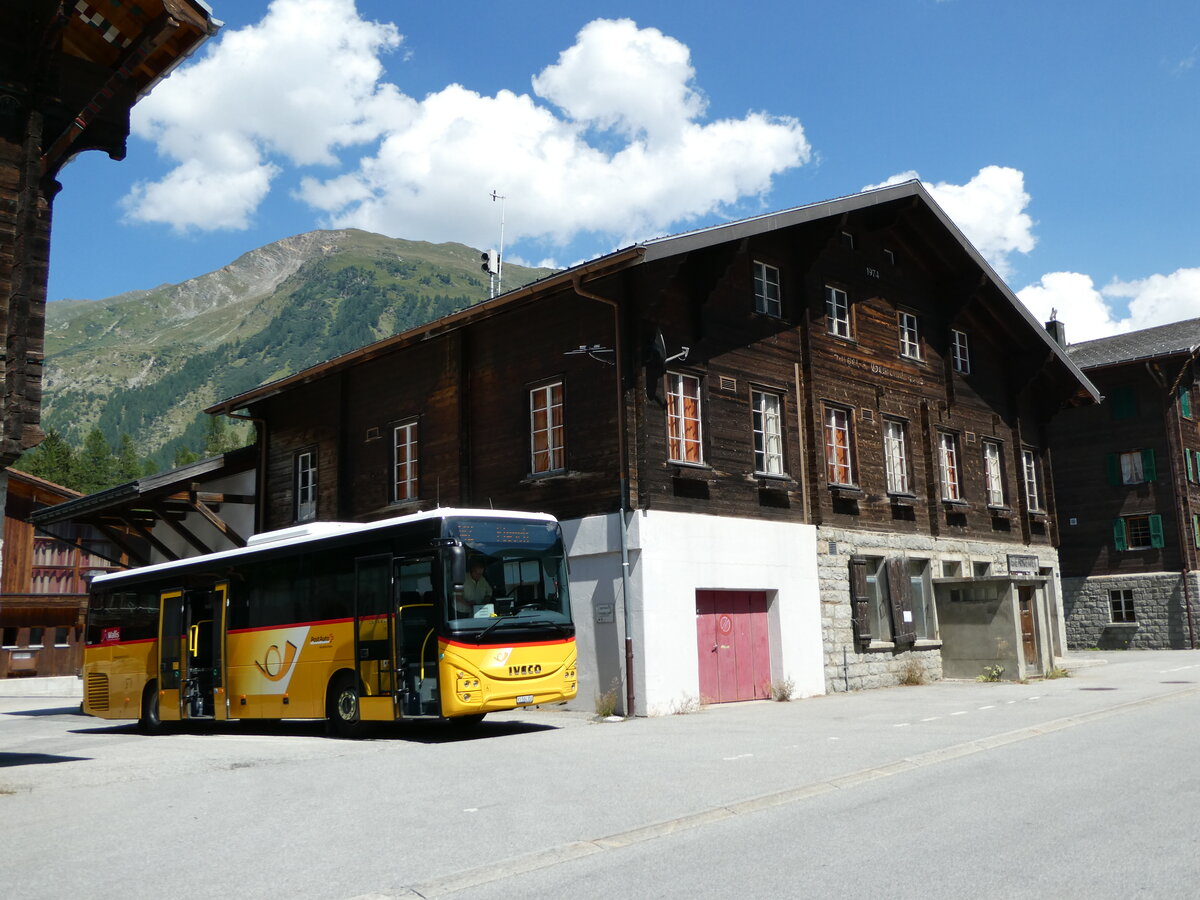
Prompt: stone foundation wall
<box><xmin>1062</xmin><ymin>572</ymin><xmax>1200</xmax><ymax>650</ymax></box>
<box><xmin>818</xmin><ymin>527</ymin><xmax>1062</xmax><ymax>691</ymax></box>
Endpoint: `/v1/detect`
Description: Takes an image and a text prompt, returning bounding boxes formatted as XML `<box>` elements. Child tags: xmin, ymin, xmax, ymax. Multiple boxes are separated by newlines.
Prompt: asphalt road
<box><xmin>4</xmin><ymin>651</ymin><xmax>1199</xmax><ymax>899</ymax></box>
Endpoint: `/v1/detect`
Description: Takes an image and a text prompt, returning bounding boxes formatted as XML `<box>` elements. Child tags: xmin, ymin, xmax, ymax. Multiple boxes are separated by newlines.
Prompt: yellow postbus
<box><xmin>82</xmin><ymin>508</ymin><xmax>577</xmax><ymax>736</ymax></box>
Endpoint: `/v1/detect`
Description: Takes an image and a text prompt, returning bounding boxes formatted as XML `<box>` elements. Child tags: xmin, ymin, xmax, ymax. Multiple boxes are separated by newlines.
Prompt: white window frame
<box><xmin>1022</xmin><ymin>449</ymin><xmax>1042</xmax><ymax>512</ymax></box>
<box><xmin>751</xmin><ymin>389</ymin><xmax>784</xmax><ymax>475</ymax></box>
<box><xmin>295</xmin><ymin>450</ymin><xmax>317</xmax><ymax>522</ymax></box>
<box><xmin>824</xmin><ymin>406</ymin><xmax>854</xmax><ymax>486</ymax></box>
<box><xmin>529</xmin><ymin>382</ymin><xmax>565</xmax><ymax>474</ymax></box>
<box><xmin>883</xmin><ymin>420</ymin><xmax>909</xmax><ymax>494</ymax></box>
<box><xmin>983</xmin><ymin>441</ymin><xmax>1005</xmax><ymax>506</ymax></box>
<box><xmin>393</xmin><ymin>421</ymin><xmax>419</xmax><ymax>502</ymax></box>
<box><xmin>1109</xmin><ymin>589</ymin><xmax>1136</xmax><ymax>624</ymax></box>
<box><xmin>667</xmin><ymin>372</ymin><xmax>703</xmax><ymax>464</ymax></box>
<box><xmin>908</xmin><ymin>559</ymin><xmax>937</xmax><ymax>640</ymax></box>
<box><xmin>939</xmin><ymin>433</ymin><xmax>961</xmax><ymax>501</ymax></box>
<box><xmin>951</xmin><ymin>329</ymin><xmax>971</xmax><ymax>374</ymax></box>
<box><xmin>1118</xmin><ymin>450</ymin><xmax>1145</xmax><ymax>485</ymax></box>
<box><xmin>898</xmin><ymin>311</ymin><xmax>921</xmax><ymax>359</ymax></box>
<box><xmin>825</xmin><ymin>286</ymin><xmax>851</xmax><ymax>338</ymax></box>
<box><xmin>753</xmin><ymin>261</ymin><xmax>781</xmax><ymax>318</ymax></box>
<box><xmin>866</xmin><ymin>557</ymin><xmax>892</xmax><ymax>642</ymax></box>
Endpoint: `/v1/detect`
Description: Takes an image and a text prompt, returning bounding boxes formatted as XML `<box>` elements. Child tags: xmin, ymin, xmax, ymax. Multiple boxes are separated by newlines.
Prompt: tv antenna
<box><xmin>564</xmin><ymin>343</ymin><xmax>615</xmax><ymax>366</ymax></box>
<box><xmin>481</xmin><ymin>190</ymin><xmax>506</xmax><ymax>299</ymax></box>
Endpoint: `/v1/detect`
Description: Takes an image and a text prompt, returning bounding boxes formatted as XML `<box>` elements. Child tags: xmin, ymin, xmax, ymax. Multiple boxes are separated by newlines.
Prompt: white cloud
<box><xmin>123</xmin><ymin>0</ymin><xmax>406</xmax><ymax>231</ymax></box>
<box><xmin>124</xmin><ymin>5</ymin><xmax>811</xmax><ymax>248</ymax></box>
<box><xmin>1017</xmin><ymin>268</ymin><xmax>1200</xmax><ymax>344</ymax></box>
<box><xmin>864</xmin><ymin>166</ymin><xmax>1035</xmax><ymax>279</ymax></box>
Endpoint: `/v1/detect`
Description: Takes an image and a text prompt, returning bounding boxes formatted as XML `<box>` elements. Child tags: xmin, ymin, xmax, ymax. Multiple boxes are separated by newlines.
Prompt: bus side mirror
<box><xmin>449</xmin><ymin>545</ymin><xmax>466</xmax><ymax>590</ymax></box>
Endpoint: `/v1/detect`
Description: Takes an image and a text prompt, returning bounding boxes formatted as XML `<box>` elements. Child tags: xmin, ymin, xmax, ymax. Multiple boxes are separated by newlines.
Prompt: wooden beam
<box><xmin>151</xmin><ymin>503</ymin><xmax>213</xmax><ymax>556</ymax></box>
<box><xmin>116</xmin><ymin>515</ymin><xmax>178</xmax><ymax>564</ymax></box>
<box><xmin>188</xmin><ymin>491</ymin><xmax>247</xmax><ymax>548</ymax></box>
<box><xmin>94</xmin><ymin>522</ymin><xmax>152</xmax><ymax>568</ymax></box>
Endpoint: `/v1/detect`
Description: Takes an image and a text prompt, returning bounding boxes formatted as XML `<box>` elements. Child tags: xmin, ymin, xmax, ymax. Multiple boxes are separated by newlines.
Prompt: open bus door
<box><xmin>157</xmin><ymin>585</ymin><xmax>225</xmax><ymax>722</ymax></box>
<box><xmin>393</xmin><ymin>555</ymin><xmax>438</xmax><ymax>718</ymax></box>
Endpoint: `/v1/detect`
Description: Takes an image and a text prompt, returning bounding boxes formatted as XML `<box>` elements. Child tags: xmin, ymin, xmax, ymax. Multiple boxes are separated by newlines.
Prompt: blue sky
<box><xmin>48</xmin><ymin>0</ymin><xmax>1200</xmax><ymax>341</ymax></box>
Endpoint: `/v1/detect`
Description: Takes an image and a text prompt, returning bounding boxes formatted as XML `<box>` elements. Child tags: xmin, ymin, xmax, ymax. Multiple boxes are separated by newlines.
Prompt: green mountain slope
<box><xmin>42</xmin><ymin>229</ymin><xmax>555</xmax><ymax>466</ymax></box>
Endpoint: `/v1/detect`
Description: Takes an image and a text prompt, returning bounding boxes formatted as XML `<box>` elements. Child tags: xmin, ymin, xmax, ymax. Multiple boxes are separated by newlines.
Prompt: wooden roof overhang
<box><xmin>28</xmin><ymin>445</ymin><xmax>255</xmax><ymax>568</ymax></box>
<box><xmin>2</xmin><ymin>1</ymin><xmax>222</xmax><ymax>176</ymax></box>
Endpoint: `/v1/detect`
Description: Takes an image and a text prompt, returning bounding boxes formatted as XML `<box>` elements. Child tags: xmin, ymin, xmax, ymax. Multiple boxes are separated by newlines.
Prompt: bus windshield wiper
<box><xmin>473</xmin><ymin>615</ymin><xmax>568</xmax><ymax>643</ymax></box>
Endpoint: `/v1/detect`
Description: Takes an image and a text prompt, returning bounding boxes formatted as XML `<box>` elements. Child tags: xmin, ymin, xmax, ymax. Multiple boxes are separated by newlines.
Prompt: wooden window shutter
<box><xmin>1193</xmin><ymin>514</ymin><xmax>1200</xmax><ymax>549</ymax></box>
<box><xmin>849</xmin><ymin>556</ymin><xmax>871</xmax><ymax>642</ymax></box>
<box><xmin>1186</xmin><ymin>449</ymin><xmax>1194</xmax><ymax>483</ymax></box>
<box><xmin>1149</xmin><ymin>514</ymin><xmax>1165</xmax><ymax>549</ymax></box>
<box><xmin>886</xmin><ymin>557</ymin><xmax>917</xmax><ymax>643</ymax></box>
<box><xmin>1106</xmin><ymin>453</ymin><xmax>1120</xmax><ymax>486</ymax></box>
<box><xmin>1144</xmin><ymin>448</ymin><xmax>1158</xmax><ymax>482</ymax></box>
<box><xmin>1113</xmin><ymin>518</ymin><xmax>1127</xmax><ymax>552</ymax></box>
<box><xmin>1181</xmin><ymin>386</ymin><xmax>1193</xmax><ymax>419</ymax></box>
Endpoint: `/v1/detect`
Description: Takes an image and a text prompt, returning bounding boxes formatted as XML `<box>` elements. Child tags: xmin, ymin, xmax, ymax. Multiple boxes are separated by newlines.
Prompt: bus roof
<box><xmin>91</xmin><ymin>507</ymin><xmax>559</xmax><ymax>586</ymax></box>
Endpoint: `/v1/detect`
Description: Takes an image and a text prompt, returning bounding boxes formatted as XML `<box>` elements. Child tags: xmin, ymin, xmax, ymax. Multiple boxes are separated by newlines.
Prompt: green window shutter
<box><xmin>1113</xmin><ymin>518</ymin><xmax>1128</xmax><ymax>551</ymax></box>
<box><xmin>1111</xmin><ymin>386</ymin><xmax>1137</xmax><ymax>420</ymax></box>
<box><xmin>1181</xmin><ymin>386</ymin><xmax>1193</xmax><ymax>419</ymax></box>
<box><xmin>1149</xmin><ymin>514</ymin><xmax>1165</xmax><ymax>549</ymax></box>
<box><xmin>1186</xmin><ymin>449</ymin><xmax>1194</xmax><ymax>483</ymax></box>
<box><xmin>1106</xmin><ymin>453</ymin><xmax>1121</xmax><ymax>486</ymax></box>
<box><xmin>1144</xmin><ymin>448</ymin><xmax>1158</xmax><ymax>482</ymax></box>
<box><xmin>1193</xmin><ymin>515</ymin><xmax>1200</xmax><ymax>549</ymax></box>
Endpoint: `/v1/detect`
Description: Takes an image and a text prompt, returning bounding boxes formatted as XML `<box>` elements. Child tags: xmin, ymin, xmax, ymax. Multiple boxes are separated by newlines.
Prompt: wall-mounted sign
<box><xmin>1007</xmin><ymin>554</ymin><xmax>1040</xmax><ymax>576</ymax></box>
<box><xmin>594</xmin><ymin>603</ymin><xmax>615</xmax><ymax>624</ymax></box>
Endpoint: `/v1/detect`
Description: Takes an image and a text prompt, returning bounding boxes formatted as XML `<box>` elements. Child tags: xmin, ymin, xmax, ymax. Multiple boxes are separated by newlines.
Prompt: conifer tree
<box><xmin>14</xmin><ymin>428</ymin><xmax>77</xmax><ymax>488</ymax></box>
<box><xmin>77</xmin><ymin>428</ymin><xmax>116</xmax><ymax>494</ymax></box>
<box><xmin>114</xmin><ymin>433</ymin><xmax>143</xmax><ymax>484</ymax></box>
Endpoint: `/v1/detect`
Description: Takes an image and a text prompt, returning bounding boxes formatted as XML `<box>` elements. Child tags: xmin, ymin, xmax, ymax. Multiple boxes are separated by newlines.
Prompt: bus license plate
<box><xmin>516</xmin><ymin>694</ymin><xmax>534</xmax><ymax>705</ymax></box>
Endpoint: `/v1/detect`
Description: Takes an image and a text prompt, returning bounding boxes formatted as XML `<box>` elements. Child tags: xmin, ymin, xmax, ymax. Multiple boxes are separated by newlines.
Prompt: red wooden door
<box><xmin>695</xmin><ymin>590</ymin><xmax>770</xmax><ymax>703</ymax></box>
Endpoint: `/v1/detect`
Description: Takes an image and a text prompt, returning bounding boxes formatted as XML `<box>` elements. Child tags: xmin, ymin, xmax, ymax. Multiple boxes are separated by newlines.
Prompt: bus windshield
<box><xmin>444</xmin><ymin>518</ymin><xmax>572</xmax><ymax>634</ymax></box>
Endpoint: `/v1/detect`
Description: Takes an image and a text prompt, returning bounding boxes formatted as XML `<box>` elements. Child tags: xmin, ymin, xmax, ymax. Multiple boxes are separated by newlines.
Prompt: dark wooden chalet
<box><xmin>1047</xmin><ymin>317</ymin><xmax>1200</xmax><ymax>649</ymax></box>
<box><xmin>208</xmin><ymin>181</ymin><xmax>1098</xmax><ymax>712</ymax></box>
<box><xmin>1</xmin><ymin>1</ymin><xmax>220</xmax><ymax>469</ymax></box>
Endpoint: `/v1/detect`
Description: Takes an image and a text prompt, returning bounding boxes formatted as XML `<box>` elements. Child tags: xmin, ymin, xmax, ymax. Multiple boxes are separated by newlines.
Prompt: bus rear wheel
<box><xmin>138</xmin><ymin>682</ymin><xmax>161</xmax><ymax>734</ymax></box>
<box><xmin>327</xmin><ymin>674</ymin><xmax>365</xmax><ymax>739</ymax></box>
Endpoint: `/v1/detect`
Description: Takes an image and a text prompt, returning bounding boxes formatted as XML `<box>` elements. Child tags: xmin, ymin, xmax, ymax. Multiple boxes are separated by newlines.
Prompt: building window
<box><xmin>1182</xmin><ymin>385</ymin><xmax>1193</xmax><ymax>419</ymax></box>
<box><xmin>1109</xmin><ymin>589</ymin><xmax>1136</xmax><ymax>624</ymax></box>
<box><xmin>841</xmin><ymin>231</ymin><xmax>855</xmax><ymax>250</ymax></box>
<box><xmin>1109</xmin><ymin>385</ymin><xmax>1138</xmax><ymax>420</ymax></box>
<box><xmin>54</xmin><ymin>626</ymin><xmax>69</xmax><ymax>647</ymax></box>
<box><xmin>1109</xmin><ymin>449</ymin><xmax>1156</xmax><ymax>485</ymax></box>
<box><xmin>951</xmin><ymin>329</ymin><xmax>970</xmax><ymax>374</ymax></box>
<box><xmin>824</xmin><ymin>406</ymin><xmax>854</xmax><ymax>486</ymax></box>
<box><xmin>825</xmin><ymin>286</ymin><xmax>851</xmax><ymax>338</ymax></box>
<box><xmin>294</xmin><ymin>449</ymin><xmax>317</xmax><ymax>522</ymax></box>
<box><xmin>753</xmin><ymin>261</ymin><xmax>781</xmax><ymax>317</ymax></box>
<box><xmin>1187</xmin><ymin>450</ymin><xmax>1200</xmax><ymax>484</ymax></box>
<box><xmin>1114</xmin><ymin>514</ymin><xmax>1164</xmax><ymax>551</ymax></box>
<box><xmin>667</xmin><ymin>372</ymin><xmax>703</xmax><ymax>464</ymax></box>
<box><xmin>530</xmin><ymin>382</ymin><xmax>565</xmax><ymax>474</ymax></box>
<box><xmin>29</xmin><ymin>627</ymin><xmax>44</xmax><ymax>648</ymax></box>
<box><xmin>1022</xmin><ymin>449</ymin><xmax>1042</xmax><ymax>512</ymax></box>
<box><xmin>983</xmin><ymin>441</ymin><xmax>1005</xmax><ymax>506</ymax></box>
<box><xmin>908</xmin><ymin>559</ymin><xmax>936</xmax><ymax>640</ymax></box>
<box><xmin>751</xmin><ymin>389</ymin><xmax>784</xmax><ymax>475</ymax></box>
<box><xmin>938</xmin><ymin>433</ymin><xmax>962</xmax><ymax>501</ymax></box>
<box><xmin>898</xmin><ymin>311</ymin><xmax>920</xmax><ymax>359</ymax></box>
<box><xmin>866</xmin><ymin>557</ymin><xmax>891</xmax><ymax>642</ymax></box>
<box><xmin>883</xmin><ymin>420</ymin><xmax>909</xmax><ymax>494</ymax></box>
<box><xmin>392</xmin><ymin>421</ymin><xmax>419</xmax><ymax>501</ymax></box>
<box><xmin>1</xmin><ymin>627</ymin><xmax>17</xmax><ymax>648</ymax></box>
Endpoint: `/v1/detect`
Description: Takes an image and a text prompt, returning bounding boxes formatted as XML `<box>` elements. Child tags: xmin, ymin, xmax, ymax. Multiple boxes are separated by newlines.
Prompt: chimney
<box><xmin>1045</xmin><ymin>318</ymin><xmax>1066</xmax><ymax>347</ymax></box>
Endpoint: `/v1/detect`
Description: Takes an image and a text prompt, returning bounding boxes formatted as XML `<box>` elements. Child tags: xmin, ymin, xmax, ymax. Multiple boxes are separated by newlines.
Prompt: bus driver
<box><xmin>457</xmin><ymin>558</ymin><xmax>493</xmax><ymax>615</ymax></box>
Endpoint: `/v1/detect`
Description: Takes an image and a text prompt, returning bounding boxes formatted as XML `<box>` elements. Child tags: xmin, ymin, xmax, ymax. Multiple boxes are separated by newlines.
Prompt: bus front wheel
<box><xmin>327</xmin><ymin>674</ymin><xmax>365</xmax><ymax>739</ymax></box>
<box><xmin>138</xmin><ymin>682</ymin><xmax>161</xmax><ymax>734</ymax></box>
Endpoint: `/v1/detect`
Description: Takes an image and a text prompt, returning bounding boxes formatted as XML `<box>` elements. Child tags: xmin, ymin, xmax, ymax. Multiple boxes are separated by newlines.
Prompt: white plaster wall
<box><xmin>151</xmin><ymin>469</ymin><xmax>257</xmax><ymax>563</ymax></box>
<box><xmin>634</xmin><ymin>510</ymin><xmax>823</xmax><ymax>714</ymax></box>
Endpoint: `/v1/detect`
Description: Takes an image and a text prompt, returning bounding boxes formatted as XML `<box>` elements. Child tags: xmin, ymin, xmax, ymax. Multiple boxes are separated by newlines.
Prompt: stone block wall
<box><xmin>818</xmin><ymin>526</ymin><xmax>1063</xmax><ymax>691</ymax></box>
<box><xmin>1062</xmin><ymin>572</ymin><xmax>1200</xmax><ymax>650</ymax></box>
